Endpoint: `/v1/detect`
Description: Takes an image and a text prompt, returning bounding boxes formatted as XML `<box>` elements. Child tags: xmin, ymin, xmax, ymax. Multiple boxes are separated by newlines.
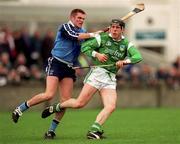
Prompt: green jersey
<box><xmin>81</xmin><ymin>32</ymin><xmax>142</xmax><ymax>74</ymax></box>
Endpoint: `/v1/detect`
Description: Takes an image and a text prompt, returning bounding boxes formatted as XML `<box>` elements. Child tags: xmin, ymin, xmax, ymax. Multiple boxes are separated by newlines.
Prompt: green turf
<box><xmin>1</xmin><ymin>108</ymin><xmax>180</xmax><ymax>144</ymax></box>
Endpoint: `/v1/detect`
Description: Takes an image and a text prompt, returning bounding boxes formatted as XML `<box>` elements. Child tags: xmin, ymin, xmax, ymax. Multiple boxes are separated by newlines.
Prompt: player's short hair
<box><xmin>110</xmin><ymin>19</ymin><xmax>125</xmax><ymax>29</ymax></box>
<box><xmin>70</xmin><ymin>9</ymin><xmax>86</xmax><ymax>17</ymax></box>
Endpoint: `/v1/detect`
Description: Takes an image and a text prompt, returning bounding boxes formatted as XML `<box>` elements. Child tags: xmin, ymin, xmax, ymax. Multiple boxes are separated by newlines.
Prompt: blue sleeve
<box><xmin>60</xmin><ymin>23</ymin><xmax>79</xmax><ymax>40</ymax></box>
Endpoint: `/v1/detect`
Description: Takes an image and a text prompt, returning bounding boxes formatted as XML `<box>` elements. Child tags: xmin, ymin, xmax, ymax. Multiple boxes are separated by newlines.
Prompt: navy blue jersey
<box><xmin>51</xmin><ymin>21</ymin><xmax>86</xmax><ymax>65</ymax></box>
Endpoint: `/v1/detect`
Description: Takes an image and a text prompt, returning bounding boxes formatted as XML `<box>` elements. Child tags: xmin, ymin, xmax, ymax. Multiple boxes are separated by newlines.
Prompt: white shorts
<box><xmin>83</xmin><ymin>67</ymin><xmax>117</xmax><ymax>90</ymax></box>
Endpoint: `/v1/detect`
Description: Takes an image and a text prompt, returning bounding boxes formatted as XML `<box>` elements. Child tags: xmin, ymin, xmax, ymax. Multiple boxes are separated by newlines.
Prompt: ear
<box><xmin>121</xmin><ymin>27</ymin><xmax>125</xmax><ymax>32</ymax></box>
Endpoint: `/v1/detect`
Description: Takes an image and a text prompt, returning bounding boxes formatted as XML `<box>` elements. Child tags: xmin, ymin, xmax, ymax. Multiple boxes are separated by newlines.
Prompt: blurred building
<box><xmin>130</xmin><ymin>0</ymin><xmax>180</xmax><ymax>67</ymax></box>
<box><xmin>0</xmin><ymin>0</ymin><xmax>180</xmax><ymax>66</ymax></box>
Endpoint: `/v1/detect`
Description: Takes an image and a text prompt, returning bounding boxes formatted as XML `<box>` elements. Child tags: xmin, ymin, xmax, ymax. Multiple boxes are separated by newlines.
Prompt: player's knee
<box><xmin>106</xmin><ymin>104</ymin><xmax>116</xmax><ymax>113</ymax></box>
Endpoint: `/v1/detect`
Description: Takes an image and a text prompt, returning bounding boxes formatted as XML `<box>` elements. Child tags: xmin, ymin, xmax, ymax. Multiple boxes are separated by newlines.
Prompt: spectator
<box><xmin>13</xmin><ymin>30</ymin><xmax>22</xmax><ymax>53</ymax></box>
<box><xmin>139</xmin><ymin>64</ymin><xmax>157</xmax><ymax>87</ymax></box>
<box><xmin>169</xmin><ymin>56</ymin><xmax>180</xmax><ymax>89</ymax></box>
<box><xmin>15</xmin><ymin>27</ymin><xmax>31</xmax><ymax>67</ymax></box>
<box><xmin>0</xmin><ymin>26</ymin><xmax>16</xmax><ymax>62</ymax></box>
<box><xmin>173</xmin><ymin>56</ymin><xmax>180</xmax><ymax>69</ymax></box>
<box><xmin>156</xmin><ymin>65</ymin><xmax>171</xmax><ymax>87</ymax></box>
<box><xmin>0</xmin><ymin>27</ymin><xmax>8</xmax><ymax>53</ymax></box>
<box><xmin>130</xmin><ymin>65</ymin><xmax>141</xmax><ymax>87</ymax></box>
<box><xmin>8</xmin><ymin>68</ymin><xmax>21</xmax><ymax>85</ymax></box>
<box><xmin>30</xmin><ymin>30</ymin><xmax>42</xmax><ymax>66</ymax></box>
<box><xmin>41</xmin><ymin>29</ymin><xmax>54</xmax><ymax>69</ymax></box>
<box><xmin>30</xmin><ymin>64</ymin><xmax>43</xmax><ymax>80</ymax></box>
<box><xmin>14</xmin><ymin>53</ymin><xmax>30</xmax><ymax>80</ymax></box>
<box><xmin>0</xmin><ymin>52</ymin><xmax>11</xmax><ymax>86</ymax></box>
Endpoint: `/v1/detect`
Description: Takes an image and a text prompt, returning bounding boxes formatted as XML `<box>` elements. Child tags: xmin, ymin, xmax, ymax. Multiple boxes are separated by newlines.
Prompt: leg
<box><xmin>12</xmin><ymin>76</ymin><xmax>58</xmax><ymax>123</ymax></box>
<box><xmin>41</xmin><ymin>83</ymin><xmax>97</xmax><ymax>118</ymax></box>
<box><xmin>54</xmin><ymin>78</ymin><xmax>74</xmax><ymax>121</ymax></box>
<box><xmin>44</xmin><ymin>78</ymin><xmax>74</xmax><ymax>139</ymax></box>
<box><xmin>44</xmin><ymin>83</ymin><xmax>97</xmax><ymax>139</ymax></box>
<box><xmin>60</xmin><ymin>83</ymin><xmax>97</xmax><ymax>108</ymax></box>
<box><xmin>27</xmin><ymin>76</ymin><xmax>59</xmax><ymax>106</ymax></box>
<box><xmin>87</xmin><ymin>89</ymin><xmax>117</xmax><ymax>139</ymax></box>
<box><xmin>95</xmin><ymin>89</ymin><xmax>117</xmax><ymax>125</ymax></box>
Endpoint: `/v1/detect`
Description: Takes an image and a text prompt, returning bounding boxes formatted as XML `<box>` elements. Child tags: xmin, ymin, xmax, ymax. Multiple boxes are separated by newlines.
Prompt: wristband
<box><xmin>89</xmin><ymin>33</ymin><xmax>95</xmax><ymax>38</ymax></box>
<box><xmin>92</xmin><ymin>51</ymin><xmax>97</xmax><ymax>57</ymax></box>
<box><xmin>124</xmin><ymin>59</ymin><xmax>131</xmax><ymax>64</ymax></box>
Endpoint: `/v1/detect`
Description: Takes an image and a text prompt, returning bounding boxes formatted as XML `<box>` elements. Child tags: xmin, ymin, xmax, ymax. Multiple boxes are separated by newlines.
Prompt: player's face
<box><xmin>109</xmin><ymin>24</ymin><xmax>124</xmax><ymax>40</ymax></box>
<box><xmin>71</xmin><ymin>12</ymin><xmax>86</xmax><ymax>28</ymax></box>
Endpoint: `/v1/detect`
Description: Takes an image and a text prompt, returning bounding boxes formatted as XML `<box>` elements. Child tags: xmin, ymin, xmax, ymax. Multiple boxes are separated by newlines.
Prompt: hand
<box><xmin>89</xmin><ymin>30</ymin><xmax>106</xmax><ymax>38</ymax></box>
<box><xmin>95</xmin><ymin>53</ymin><xmax>108</xmax><ymax>62</ymax></box>
<box><xmin>102</xmin><ymin>27</ymin><xmax>110</xmax><ymax>32</ymax></box>
<box><xmin>116</xmin><ymin>60</ymin><xmax>126</xmax><ymax>69</ymax></box>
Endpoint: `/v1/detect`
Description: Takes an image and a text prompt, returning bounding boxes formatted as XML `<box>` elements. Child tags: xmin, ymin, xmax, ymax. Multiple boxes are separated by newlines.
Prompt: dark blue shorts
<box><xmin>45</xmin><ymin>57</ymin><xmax>76</xmax><ymax>81</ymax></box>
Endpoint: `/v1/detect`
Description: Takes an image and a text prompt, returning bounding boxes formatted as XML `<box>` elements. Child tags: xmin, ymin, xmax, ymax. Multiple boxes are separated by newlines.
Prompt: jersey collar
<box><xmin>68</xmin><ymin>21</ymin><xmax>75</xmax><ymax>27</ymax></box>
<box><xmin>68</xmin><ymin>21</ymin><xmax>81</xmax><ymax>30</ymax></box>
<box><xmin>109</xmin><ymin>33</ymin><xmax>125</xmax><ymax>41</ymax></box>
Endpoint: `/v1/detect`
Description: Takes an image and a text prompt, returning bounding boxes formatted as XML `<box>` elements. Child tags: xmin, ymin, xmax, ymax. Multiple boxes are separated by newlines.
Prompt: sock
<box><xmin>49</xmin><ymin>119</ymin><xmax>59</xmax><ymax>132</ymax></box>
<box><xmin>18</xmin><ymin>102</ymin><xmax>29</xmax><ymax>112</ymax></box>
<box><xmin>89</xmin><ymin>122</ymin><xmax>102</xmax><ymax>132</ymax></box>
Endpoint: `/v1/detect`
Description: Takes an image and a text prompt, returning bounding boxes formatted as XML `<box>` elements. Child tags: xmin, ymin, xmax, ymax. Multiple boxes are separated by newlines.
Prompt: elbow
<box><xmin>136</xmin><ymin>57</ymin><xmax>143</xmax><ymax>64</ymax></box>
<box><xmin>137</xmin><ymin>53</ymin><xmax>143</xmax><ymax>63</ymax></box>
<box><xmin>132</xmin><ymin>55</ymin><xmax>143</xmax><ymax>64</ymax></box>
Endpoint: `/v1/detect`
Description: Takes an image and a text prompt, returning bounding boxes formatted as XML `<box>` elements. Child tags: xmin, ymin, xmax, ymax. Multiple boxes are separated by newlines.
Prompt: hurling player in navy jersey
<box><xmin>12</xmin><ymin>8</ymin><xmax>99</xmax><ymax>139</ymax></box>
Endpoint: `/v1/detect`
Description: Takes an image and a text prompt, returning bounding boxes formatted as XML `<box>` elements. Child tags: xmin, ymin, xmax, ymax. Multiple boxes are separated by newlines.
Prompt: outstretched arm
<box><xmin>61</xmin><ymin>23</ymin><xmax>100</xmax><ymax>40</ymax></box>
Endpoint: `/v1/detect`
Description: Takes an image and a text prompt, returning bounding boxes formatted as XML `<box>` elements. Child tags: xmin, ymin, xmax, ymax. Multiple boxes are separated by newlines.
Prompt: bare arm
<box><xmin>78</xmin><ymin>30</ymin><xmax>103</xmax><ymax>40</ymax></box>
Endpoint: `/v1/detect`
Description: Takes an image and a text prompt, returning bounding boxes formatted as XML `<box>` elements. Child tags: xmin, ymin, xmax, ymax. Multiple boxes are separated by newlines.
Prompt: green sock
<box><xmin>89</xmin><ymin>122</ymin><xmax>102</xmax><ymax>132</ymax></box>
<box><xmin>54</xmin><ymin>103</ymin><xmax>60</xmax><ymax>112</ymax></box>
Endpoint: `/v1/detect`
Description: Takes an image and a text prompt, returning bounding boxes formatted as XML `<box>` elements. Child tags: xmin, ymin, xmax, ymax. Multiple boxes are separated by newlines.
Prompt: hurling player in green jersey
<box><xmin>41</xmin><ymin>19</ymin><xmax>142</xmax><ymax>139</ymax></box>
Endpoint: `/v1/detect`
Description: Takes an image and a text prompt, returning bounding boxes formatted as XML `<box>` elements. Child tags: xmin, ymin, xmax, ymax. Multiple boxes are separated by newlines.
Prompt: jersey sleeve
<box><xmin>60</xmin><ymin>23</ymin><xmax>79</xmax><ymax>40</ymax></box>
<box><xmin>81</xmin><ymin>35</ymin><xmax>101</xmax><ymax>57</ymax></box>
<box><xmin>126</xmin><ymin>42</ymin><xmax>143</xmax><ymax>64</ymax></box>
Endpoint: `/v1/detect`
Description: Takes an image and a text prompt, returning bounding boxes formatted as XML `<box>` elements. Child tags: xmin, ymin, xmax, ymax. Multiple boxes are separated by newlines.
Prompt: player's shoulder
<box><xmin>58</xmin><ymin>23</ymin><xmax>67</xmax><ymax>31</ymax></box>
<box><xmin>60</xmin><ymin>22</ymin><xmax>68</xmax><ymax>27</ymax></box>
<box><xmin>121</xmin><ymin>35</ymin><xmax>128</xmax><ymax>41</ymax></box>
<box><xmin>122</xmin><ymin>36</ymin><xmax>130</xmax><ymax>44</ymax></box>
<box><xmin>122</xmin><ymin>38</ymin><xmax>136</xmax><ymax>49</ymax></box>
<box><xmin>60</xmin><ymin>22</ymin><xmax>73</xmax><ymax>30</ymax></box>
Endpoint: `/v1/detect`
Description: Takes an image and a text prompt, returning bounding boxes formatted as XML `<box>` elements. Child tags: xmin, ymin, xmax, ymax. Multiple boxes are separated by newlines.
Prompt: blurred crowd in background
<box><xmin>0</xmin><ymin>26</ymin><xmax>180</xmax><ymax>90</ymax></box>
<box><xmin>0</xmin><ymin>26</ymin><xmax>53</xmax><ymax>86</ymax></box>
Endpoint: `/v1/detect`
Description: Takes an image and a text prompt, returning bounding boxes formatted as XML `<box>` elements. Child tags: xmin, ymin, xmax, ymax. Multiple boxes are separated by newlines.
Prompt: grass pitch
<box><xmin>1</xmin><ymin>108</ymin><xmax>180</xmax><ymax>144</ymax></box>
